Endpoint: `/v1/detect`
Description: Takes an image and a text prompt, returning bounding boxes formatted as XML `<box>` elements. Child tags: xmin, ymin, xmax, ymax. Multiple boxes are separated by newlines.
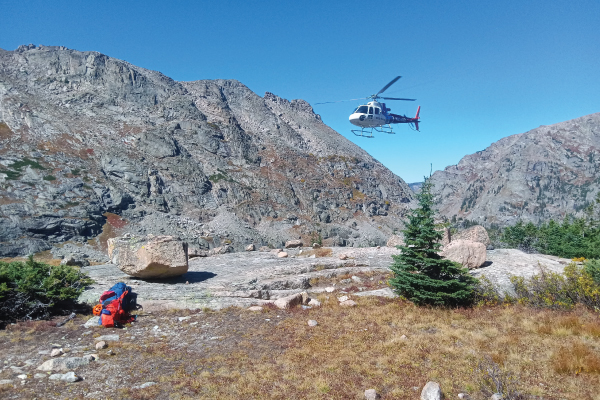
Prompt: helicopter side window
<box><xmin>355</xmin><ymin>106</ymin><xmax>368</xmax><ymax>114</ymax></box>
<box><xmin>374</xmin><ymin>107</ymin><xmax>380</xmax><ymax>115</ymax></box>
<box><xmin>368</xmin><ymin>107</ymin><xmax>373</xmax><ymax>114</ymax></box>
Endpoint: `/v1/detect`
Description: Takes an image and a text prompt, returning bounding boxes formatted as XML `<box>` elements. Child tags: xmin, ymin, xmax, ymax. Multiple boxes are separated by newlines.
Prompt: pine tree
<box><xmin>389</xmin><ymin>178</ymin><xmax>477</xmax><ymax>306</ymax></box>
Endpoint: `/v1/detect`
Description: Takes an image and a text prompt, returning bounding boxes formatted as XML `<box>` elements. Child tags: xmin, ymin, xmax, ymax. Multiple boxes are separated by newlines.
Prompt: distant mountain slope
<box><xmin>430</xmin><ymin>112</ymin><xmax>600</xmax><ymax>226</ymax></box>
<box><xmin>0</xmin><ymin>44</ymin><xmax>414</xmax><ymax>256</ymax></box>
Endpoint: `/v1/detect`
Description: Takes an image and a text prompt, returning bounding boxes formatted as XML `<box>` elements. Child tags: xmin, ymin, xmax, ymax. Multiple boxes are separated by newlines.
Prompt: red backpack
<box><xmin>93</xmin><ymin>284</ymin><xmax>137</xmax><ymax>327</ymax></box>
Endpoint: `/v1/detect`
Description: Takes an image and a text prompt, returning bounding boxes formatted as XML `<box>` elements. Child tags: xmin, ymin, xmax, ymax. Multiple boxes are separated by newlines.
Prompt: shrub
<box><xmin>389</xmin><ymin>178</ymin><xmax>477</xmax><ymax>306</ymax></box>
<box><xmin>0</xmin><ymin>256</ymin><xmax>93</xmax><ymax>327</ymax></box>
<box><xmin>474</xmin><ymin>356</ymin><xmax>528</xmax><ymax>399</ymax></box>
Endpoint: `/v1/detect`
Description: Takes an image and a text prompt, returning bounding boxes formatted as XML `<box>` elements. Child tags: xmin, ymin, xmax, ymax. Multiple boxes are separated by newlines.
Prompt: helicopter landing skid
<box><xmin>351</xmin><ymin>124</ymin><xmax>395</xmax><ymax>138</ymax></box>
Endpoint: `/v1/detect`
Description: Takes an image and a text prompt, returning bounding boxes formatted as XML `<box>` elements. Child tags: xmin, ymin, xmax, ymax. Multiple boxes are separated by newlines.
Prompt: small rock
<box><xmin>83</xmin><ymin>316</ymin><xmax>100</xmax><ymax>328</ymax></box>
<box><xmin>258</xmin><ymin>246</ymin><xmax>270</xmax><ymax>252</ymax></box>
<box><xmin>95</xmin><ymin>334</ymin><xmax>119</xmax><ymax>342</ymax></box>
<box><xmin>95</xmin><ymin>341</ymin><xmax>107</xmax><ymax>350</ymax></box>
<box><xmin>376</xmin><ymin>246</ymin><xmax>381</xmax><ymax>249</ymax></box>
<box><xmin>0</xmin><ymin>379</ymin><xmax>13</xmax><ymax>385</ymax></box>
<box><xmin>312</xmin><ymin>243</ymin><xmax>322</xmax><ymax>248</ymax></box>
<box><xmin>61</xmin><ymin>371</ymin><xmax>81</xmax><ymax>383</ymax></box>
<box><xmin>17</xmin><ymin>374</ymin><xmax>27</xmax><ymax>379</ymax></box>
<box><xmin>458</xmin><ymin>393</ymin><xmax>471</xmax><ymax>399</ymax></box>
<box><xmin>245</xmin><ymin>244</ymin><xmax>255</xmax><ymax>251</ymax></box>
<box><xmin>277</xmin><ymin>252</ymin><xmax>288</xmax><ymax>258</ymax></box>
<box><xmin>339</xmin><ymin>254</ymin><xmax>348</xmax><ymax>260</ymax></box>
<box><xmin>107</xmin><ymin>350</ymin><xmax>114</xmax><ymax>356</ymax></box>
<box><xmin>308</xmin><ymin>298</ymin><xmax>321</xmax><ymax>307</ymax></box>
<box><xmin>340</xmin><ymin>300</ymin><xmax>357</xmax><ymax>307</ymax></box>
<box><xmin>351</xmin><ymin>275</ymin><xmax>362</xmax><ymax>283</ymax></box>
<box><xmin>309</xmin><ymin>254</ymin><xmax>316</xmax><ymax>258</ymax></box>
<box><xmin>490</xmin><ymin>394</ymin><xmax>503</xmax><ymax>400</ymax></box>
<box><xmin>34</xmin><ymin>373</ymin><xmax>47</xmax><ymax>379</ymax></box>
<box><xmin>308</xmin><ymin>320</ymin><xmax>318</xmax><ymax>327</ymax></box>
<box><xmin>136</xmin><ymin>381</ymin><xmax>157</xmax><ymax>389</ymax></box>
<box><xmin>51</xmin><ymin>348</ymin><xmax>64</xmax><ymax>357</ymax></box>
<box><xmin>178</xmin><ymin>316</ymin><xmax>191</xmax><ymax>322</ymax></box>
<box><xmin>247</xmin><ymin>306</ymin><xmax>263</xmax><ymax>311</ymax></box>
<box><xmin>83</xmin><ymin>354</ymin><xmax>97</xmax><ymax>362</ymax></box>
<box><xmin>270</xmin><ymin>248</ymin><xmax>282</xmax><ymax>254</ymax></box>
<box><xmin>364</xmin><ymin>388</ymin><xmax>381</xmax><ymax>400</ymax></box>
<box><xmin>400</xmin><ymin>334</ymin><xmax>408</xmax><ymax>340</ymax></box>
<box><xmin>285</xmin><ymin>239</ymin><xmax>303</xmax><ymax>248</ymax></box>
<box><xmin>421</xmin><ymin>381</ymin><xmax>443</xmax><ymax>400</ymax></box>
<box><xmin>49</xmin><ymin>374</ymin><xmax>63</xmax><ymax>380</ymax></box>
<box><xmin>37</xmin><ymin>357</ymin><xmax>92</xmax><ymax>372</ymax></box>
<box><xmin>273</xmin><ymin>292</ymin><xmax>303</xmax><ymax>309</ymax></box>
<box><xmin>325</xmin><ymin>287</ymin><xmax>335</xmax><ymax>293</ymax></box>
<box><xmin>337</xmin><ymin>295</ymin><xmax>349</xmax><ymax>302</ymax></box>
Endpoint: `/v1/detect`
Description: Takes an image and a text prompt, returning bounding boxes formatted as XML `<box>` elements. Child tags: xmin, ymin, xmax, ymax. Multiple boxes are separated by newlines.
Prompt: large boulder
<box><xmin>453</xmin><ymin>225</ymin><xmax>490</xmax><ymax>246</ymax></box>
<box><xmin>441</xmin><ymin>239</ymin><xmax>486</xmax><ymax>269</ymax></box>
<box><xmin>107</xmin><ymin>235</ymin><xmax>188</xmax><ymax>278</ymax></box>
<box><xmin>285</xmin><ymin>239</ymin><xmax>303</xmax><ymax>248</ymax></box>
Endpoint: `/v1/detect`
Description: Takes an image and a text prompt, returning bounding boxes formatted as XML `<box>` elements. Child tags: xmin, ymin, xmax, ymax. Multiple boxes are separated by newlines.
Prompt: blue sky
<box><xmin>1</xmin><ymin>0</ymin><xmax>599</xmax><ymax>183</ymax></box>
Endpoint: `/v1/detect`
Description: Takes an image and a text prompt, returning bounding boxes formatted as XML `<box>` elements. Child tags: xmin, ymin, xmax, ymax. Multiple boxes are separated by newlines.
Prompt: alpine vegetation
<box><xmin>389</xmin><ymin>178</ymin><xmax>477</xmax><ymax>306</ymax></box>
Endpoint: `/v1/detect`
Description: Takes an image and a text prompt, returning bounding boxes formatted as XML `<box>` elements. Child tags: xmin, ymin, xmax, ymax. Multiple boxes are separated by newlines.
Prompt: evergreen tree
<box><xmin>389</xmin><ymin>178</ymin><xmax>477</xmax><ymax>306</ymax></box>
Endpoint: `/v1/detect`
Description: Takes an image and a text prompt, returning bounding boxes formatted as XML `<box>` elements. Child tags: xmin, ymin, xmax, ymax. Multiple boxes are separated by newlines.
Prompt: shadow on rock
<box><xmin>141</xmin><ymin>271</ymin><xmax>217</xmax><ymax>284</ymax></box>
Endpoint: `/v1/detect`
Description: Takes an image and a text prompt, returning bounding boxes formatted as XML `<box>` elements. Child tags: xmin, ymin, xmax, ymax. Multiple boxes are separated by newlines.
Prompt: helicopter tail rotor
<box><xmin>414</xmin><ymin>106</ymin><xmax>421</xmax><ymax>131</ymax></box>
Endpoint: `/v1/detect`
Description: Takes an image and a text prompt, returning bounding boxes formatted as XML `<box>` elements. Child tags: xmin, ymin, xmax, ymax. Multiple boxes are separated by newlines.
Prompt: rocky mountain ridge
<box><xmin>0</xmin><ymin>44</ymin><xmax>414</xmax><ymax>257</ymax></box>
<box><xmin>431</xmin><ymin>112</ymin><xmax>600</xmax><ymax>226</ymax></box>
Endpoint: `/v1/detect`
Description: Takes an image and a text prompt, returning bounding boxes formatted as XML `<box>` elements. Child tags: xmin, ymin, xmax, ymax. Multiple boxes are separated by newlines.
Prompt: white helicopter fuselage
<box><xmin>349</xmin><ymin>101</ymin><xmax>388</xmax><ymax>128</ymax></box>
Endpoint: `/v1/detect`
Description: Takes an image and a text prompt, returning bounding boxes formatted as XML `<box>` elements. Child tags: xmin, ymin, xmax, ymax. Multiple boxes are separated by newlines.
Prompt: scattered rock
<box><xmin>312</xmin><ymin>243</ymin><xmax>322</xmax><ymax>249</ymax></box>
<box><xmin>421</xmin><ymin>381</ymin><xmax>443</xmax><ymax>400</ymax></box>
<box><xmin>307</xmin><ymin>320</ymin><xmax>318</xmax><ymax>327</ymax></box>
<box><xmin>285</xmin><ymin>239</ymin><xmax>303</xmax><ymax>248</ymax></box>
<box><xmin>245</xmin><ymin>244</ymin><xmax>255</xmax><ymax>251</ymax></box>
<box><xmin>441</xmin><ymin>239</ymin><xmax>486</xmax><ymax>269</ymax></box>
<box><xmin>188</xmin><ymin>247</ymin><xmax>208</xmax><ymax>258</ymax></box>
<box><xmin>108</xmin><ymin>235</ymin><xmax>189</xmax><ymax>278</ymax></box>
<box><xmin>351</xmin><ymin>275</ymin><xmax>362</xmax><ymax>283</ymax></box>
<box><xmin>51</xmin><ymin>348</ymin><xmax>64</xmax><ymax>357</ymax></box>
<box><xmin>17</xmin><ymin>374</ymin><xmax>27</xmax><ymax>379</ymax></box>
<box><xmin>273</xmin><ymin>292</ymin><xmax>304</xmax><ymax>309</ymax></box>
<box><xmin>49</xmin><ymin>374</ymin><xmax>63</xmax><ymax>380</ymax></box>
<box><xmin>258</xmin><ymin>246</ymin><xmax>270</xmax><ymax>252</ymax></box>
<box><xmin>308</xmin><ymin>298</ymin><xmax>321</xmax><ymax>307</ymax></box>
<box><xmin>458</xmin><ymin>393</ymin><xmax>471</xmax><ymax>399</ymax></box>
<box><xmin>364</xmin><ymin>388</ymin><xmax>381</xmax><ymax>400</ymax></box>
<box><xmin>247</xmin><ymin>306</ymin><xmax>263</xmax><ymax>311</ymax></box>
<box><xmin>337</xmin><ymin>295</ymin><xmax>349</xmax><ymax>302</ymax></box>
<box><xmin>95</xmin><ymin>341</ymin><xmax>107</xmax><ymax>350</ymax></box>
<box><xmin>60</xmin><ymin>254</ymin><xmax>89</xmax><ymax>267</ymax></box>
<box><xmin>354</xmin><ymin>287</ymin><xmax>398</xmax><ymax>298</ymax></box>
<box><xmin>277</xmin><ymin>251</ymin><xmax>288</xmax><ymax>258</ymax></box>
<box><xmin>209</xmin><ymin>245</ymin><xmax>234</xmax><ymax>256</ymax></box>
<box><xmin>34</xmin><ymin>373</ymin><xmax>47</xmax><ymax>379</ymax></box>
<box><xmin>37</xmin><ymin>357</ymin><xmax>92</xmax><ymax>372</ymax></box>
<box><xmin>339</xmin><ymin>254</ymin><xmax>348</xmax><ymax>260</ymax></box>
<box><xmin>178</xmin><ymin>316</ymin><xmax>191</xmax><ymax>322</ymax></box>
<box><xmin>270</xmin><ymin>248</ymin><xmax>282</xmax><ymax>254</ymax></box>
<box><xmin>0</xmin><ymin>379</ymin><xmax>13</xmax><ymax>385</ymax></box>
<box><xmin>135</xmin><ymin>382</ymin><xmax>157</xmax><ymax>389</ymax></box>
<box><xmin>340</xmin><ymin>300</ymin><xmax>357</xmax><ymax>307</ymax></box>
<box><xmin>83</xmin><ymin>354</ymin><xmax>98</xmax><ymax>362</ymax></box>
<box><xmin>61</xmin><ymin>371</ymin><xmax>81</xmax><ymax>383</ymax></box>
<box><xmin>490</xmin><ymin>394</ymin><xmax>503</xmax><ymax>400</ymax></box>
<box><xmin>83</xmin><ymin>316</ymin><xmax>100</xmax><ymax>328</ymax></box>
<box><xmin>400</xmin><ymin>334</ymin><xmax>408</xmax><ymax>340</ymax></box>
<box><xmin>95</xmin><ymin>334</ymin><xmax>120</xmax><ymax>342</ymax></box>
<box><xmin>325</xmin><ymin>287</ymin><xmax>335</xmax><ymax>293</ymax></box>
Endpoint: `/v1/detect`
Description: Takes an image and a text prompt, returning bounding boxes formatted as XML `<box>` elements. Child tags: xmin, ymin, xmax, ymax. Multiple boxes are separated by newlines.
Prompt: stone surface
<box><xmin>386</xmin><ymin>234</ymin><xmax>405</xmax><ymax>247</ymax></box>
<box><xmin>308</xmin><ymin>298</ymin><xmax>321</xmax><ymax>307</ymax></box>
<box><xmin>453</xmin><ymin>225</ymin><xmax>490</xmax><ymax>246</ymax></box>
<box><xmin>245</xmin><ymin>244</ymin><xmax>255</xmax><ymax>251</ymax></box>
<box><xmin>307</xmin><ymin>320</ymin><xmax>318</xmax><ymax>327</ymax></box>
<box><xmin>490</xmin><ymin>394</ymin><xmax>503</xmax><ymax>400</ymax></box>
<box><xmin>0</xmin><ymin>379</ymin><xmax>13</xmax><ymax>385</ymax></box>
<box><xmin>339</xmin><ymin>254</ymin><xmax>348</xmax><ymax>260</ymax></box>
<box><xmin>421</xmin><ymin>381</ymin><xmax>443</xmax><ymax>400</ymax></box>
<box><xmin>337</xmin><ymin>295</ymin><xmax>349</xmax><ymax>302</ymax></box>
<box><xmin>340</xmin><ymin>300</ymin><xmax>357</xmax><ymax>307</ymax></box>
<box><xmin>247</xmin><ymin>306</ymin><xmax>263</xmax><ymax>311</ymax></box>
<box><xmin>50</xmin><ymin>348</ymin><xmax>64</xmax><ymax>357</ymax></box>
<box><xmin>61</xmin><ymin>371</ymin><xmax>81</xmax><ymax>383</ymax></box>
<box><xmin>353</xmin><ymin>287</ymin><xmax>398</xmax><ymax>298</ymax></box>
<box><xmin>108</xmin><ymin>235</ymin><xmax>188</xmax><ymax>278</ymax></box>
<box><xmin>37</xmin><ymin>357</ymin><xmax>91</xmax><ymax>372</ymax></box>
<box><xmin>95</xmin><ymin>341</ymin><xmax>107</xmax><ymax>350</ymax></box>
<box><xmin>441</xmin><ymin>239</ymin><xmax>486</xmax><ymax>269</ymax></box>
<box><xmin>364</xmin><ymin>388</ymin><xmax>381</xmax><ymax>400</ymax></box>
<box><xmin>285</xmin><ymin>240</ymin><xmax>303</xmax><ymax>248</ymax></box>
<box><xmin>277</xmin><ymin>251</ymin><xmax>288</xmax><ymax>258</ymax></box>
<box><xmin>83</xmin><ymin>316</ymin><xmax>100</xmax><ymax>328</ymax></box>
<box><xmin>95</xmin><ymin>334</ymin><xmax>120</xmax><ymax>342</ymax></box>
<box><xmin>273</xmin><ymin>292</ymin><xmax>304</xmax><ymax>309</ymax></box>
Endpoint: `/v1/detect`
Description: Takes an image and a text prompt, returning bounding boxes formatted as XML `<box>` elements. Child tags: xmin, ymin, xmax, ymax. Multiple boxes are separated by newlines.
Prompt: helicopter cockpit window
<box><xmin>355</xmin><ymin>106</ymin><xmax>368</xmax><ymax>114</ymax></box>
<box><xmin>374</xmin><ymin>108</ymin><xmax>380</xmax><ymax>114</ymax></box>
<box><xmin>368</xmin><ymin>107</ymin><xmax>373</xmax><ymax>114</ymax></box>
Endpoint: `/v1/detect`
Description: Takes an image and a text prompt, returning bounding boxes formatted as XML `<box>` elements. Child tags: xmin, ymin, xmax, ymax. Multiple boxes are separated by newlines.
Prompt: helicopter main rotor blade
<box><xmin>314</xmin><ymin>97</ymin><xmax>368</xmax><ymax>105</ymax></box>
<box><xmin>376</xmin><ymin>76</ymin><xmax>401</xmax><ymax>96</ymax></box>
<box><xmin>380</xmin><ymin>96</ymin><xmax>416</xmax><ymax>101</ymax></box>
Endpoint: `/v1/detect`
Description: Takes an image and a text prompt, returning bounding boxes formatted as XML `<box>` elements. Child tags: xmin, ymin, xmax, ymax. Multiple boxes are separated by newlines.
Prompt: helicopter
<box><xmin>318</xmin><ymin>76</ymin><xmax>421</xmax><ymax>138</ymax></box>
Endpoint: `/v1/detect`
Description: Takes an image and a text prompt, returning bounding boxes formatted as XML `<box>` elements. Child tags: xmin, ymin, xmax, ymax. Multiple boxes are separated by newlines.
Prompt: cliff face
<box><xmin>430</xmin><ymin>112</ymin><xmax>600</xmax><ymax>226</ymax></box>
<box><xmin>0</xmin><ymin>44</ymin><xmax>414</xmax><ymax>256</ymax></box>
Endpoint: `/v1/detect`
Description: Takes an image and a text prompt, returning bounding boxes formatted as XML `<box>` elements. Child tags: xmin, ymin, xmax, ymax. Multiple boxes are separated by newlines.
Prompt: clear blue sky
<box><xmin>2</xmin><ymin>0</ymin><xmax>599</xmax><ymax>183</ymax></box>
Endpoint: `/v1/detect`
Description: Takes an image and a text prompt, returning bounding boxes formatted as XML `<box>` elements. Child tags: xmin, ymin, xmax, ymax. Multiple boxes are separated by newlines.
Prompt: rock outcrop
<box><xmin>431</xmin><ymin>112</ymin><xmax>600</xmax><ymax>227</ymax></box>
<box><xmin>441</xmin><ymin>239</ymin><xmax>487</xmax><ymax>269</ymax></box>
<box><xmin>453</xmin><ymin>225</ymin><xmax>490</xmax><ymax>246</ymax></box>
<box><xmin>0</xmin><ymin>45</ymin><xmax>415</xmax><ymax>256</ymax></box>
<box><xmin>108</xmin><ymin>235</ymin><xmax>188</xmax><ymax>278</ymax></box>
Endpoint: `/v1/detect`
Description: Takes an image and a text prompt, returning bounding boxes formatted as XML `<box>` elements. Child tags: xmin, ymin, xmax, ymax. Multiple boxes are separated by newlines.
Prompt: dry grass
<box><xmin>300</xmin><ymin>248</ymin><xmax>333</xmax><ymax>258</ymax></box>
<box><xmin>2</xmin><ymin>301</ymin><xmax>600</xmax><ymax>399</ymax></box>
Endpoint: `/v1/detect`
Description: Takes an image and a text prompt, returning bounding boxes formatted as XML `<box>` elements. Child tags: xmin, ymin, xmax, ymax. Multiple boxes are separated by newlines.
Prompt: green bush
<box><xmin>0</xmin><ymin>256</ymin><xmax>93</xmax><ymax>326</ymax></box>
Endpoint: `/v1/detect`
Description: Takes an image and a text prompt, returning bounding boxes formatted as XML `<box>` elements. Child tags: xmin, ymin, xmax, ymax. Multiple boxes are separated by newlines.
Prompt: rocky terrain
<box><xmin>0</xmin><ymin>44</ymin><xmax>415</xmax><ymax>257</ymax></box>
<box><xmin>430</xmin><ymin>112</ymin><xmax>600</xmax><ymax>227</ymax></box>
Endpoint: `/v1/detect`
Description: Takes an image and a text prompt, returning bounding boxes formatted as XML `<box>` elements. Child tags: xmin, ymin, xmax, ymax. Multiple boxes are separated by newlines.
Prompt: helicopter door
<box><xmin>367</xmin><ymin>106</ymin><xmax>374</xmax><ymax>120</ymax></box>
